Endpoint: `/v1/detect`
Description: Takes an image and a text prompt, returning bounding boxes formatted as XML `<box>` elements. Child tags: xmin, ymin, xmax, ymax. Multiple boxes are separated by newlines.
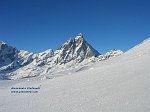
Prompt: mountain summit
<box><xmin>0</xmin><ymin>41</ymin><xmax>18</xmax><ymax>67</ymax></box>
<box><xmin>53</xmin><ymin>33</ymin><xmax>100</xmax><ymax>64</ymax></box>
<box><xmin>0</xmin><ymin>33</ymin><xmax>123</xmax><ymax>80</ymax></box>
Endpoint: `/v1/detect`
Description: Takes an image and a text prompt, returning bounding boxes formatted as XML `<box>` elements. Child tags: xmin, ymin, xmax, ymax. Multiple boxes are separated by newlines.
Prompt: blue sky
<box><xmin>0</xmin><ymin>0</ymin><xmax>150</xmax><ymax>53</ymax></box>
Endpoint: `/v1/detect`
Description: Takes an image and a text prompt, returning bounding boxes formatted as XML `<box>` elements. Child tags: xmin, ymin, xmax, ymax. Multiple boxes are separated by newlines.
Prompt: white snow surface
<box><xmin>0</xmin><ymin>38</ymin><xmax>150</xmax><ymax>112</ymax></box>
<box><xmin>0</xmin><ymin>34</ymin><xmax>102</xmax><ymax>80</ymax></box>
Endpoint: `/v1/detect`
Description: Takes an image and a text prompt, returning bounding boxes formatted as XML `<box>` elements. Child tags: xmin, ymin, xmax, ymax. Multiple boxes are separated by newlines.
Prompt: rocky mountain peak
<box><xmin>0</xmin><ymin>41</ymin><xmax>8</xmax><ymax>50</ymax></box>
<box><xmin>77</xmin><ymin>33</ymin><xmax>83</xmax><ymax>36</ymax></box>
<box><xmin>0</xmin><ymin>34</ymin><xmax>126</xmax><ymax>80</ymax></box>
<box><xmin>53</xmin><ymin>33</ymin><xmax>100</xmax><ymax>64</ymax></box>
<box><xmin>75</xmin><ymin>33</ymin><xmax>83</xmax><ymax>40</ymax></box>
<box><xmin>0</xmin><ymin>41</ymin><xmax>18</xmax><ymax>67</ymax></box>
<box><xmin>0</xmin><ymin>41</ymin><xmax>6</xmax><ymax>45</ymax></box>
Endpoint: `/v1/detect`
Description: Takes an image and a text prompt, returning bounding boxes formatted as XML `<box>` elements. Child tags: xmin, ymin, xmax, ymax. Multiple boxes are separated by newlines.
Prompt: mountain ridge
<box><xmin>1</xmin><ymin>35</ymin><xmax>150</xmax><ymax>112</ymax></box>
<box><xmin>0</xmin><ymin>33</ymin><xmax>123</xmax><ymax>80</ymax></box>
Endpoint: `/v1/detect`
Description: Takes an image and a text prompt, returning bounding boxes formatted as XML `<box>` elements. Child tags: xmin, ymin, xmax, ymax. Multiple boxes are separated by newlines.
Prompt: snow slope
<box><xmin>0</xmin><ymin>34</ymin><xmax>122</xmax><ymax>80</ymax></box>
<box><xmin>0</xmin><ymin>38</ymin><xmax>150</xmax><ymax>112</ymax></box>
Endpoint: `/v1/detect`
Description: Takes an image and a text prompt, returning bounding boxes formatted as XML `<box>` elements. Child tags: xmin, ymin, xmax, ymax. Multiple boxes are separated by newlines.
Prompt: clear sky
<box><xmin>0</xmin><ymin>0</ymin><xmax>150</xmax><ymax>53</ymax></box>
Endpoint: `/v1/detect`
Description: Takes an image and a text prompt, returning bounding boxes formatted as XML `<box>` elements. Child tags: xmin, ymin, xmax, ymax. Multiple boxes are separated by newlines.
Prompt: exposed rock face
<box><xmin>89</xmin><ymin>49</ymin><xmax>123</xmax><ymax>62</ymax></box>
<box><xmin>0</xmin><ymin>33</ymin><xmax>124</xmax><ymax>80</ymax></box>
<box><xmin>0</xmin><ymin>41</ymin><xmax>18</xmax><ymax>67</ymax></box>
<box><xmin>35</xmin><ymin>49</ymin><xmax>54</xmax><ymax>66</ymax></box>
<box><xmin>99</xmin><ymin>49</ymin><xmax>123</xmax><ymax>60</ymax></box>
<box><xmin>53</xmin><ymin>33</ymin><xmax>100</xmax><ymax>64</ymax></box>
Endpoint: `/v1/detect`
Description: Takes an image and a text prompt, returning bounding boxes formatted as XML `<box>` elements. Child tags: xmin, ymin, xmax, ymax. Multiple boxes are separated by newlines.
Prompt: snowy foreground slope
<box><xmin>0</xmin><ymin>38</ymin><xmax>150</xmax><ymax>112</ymax></box>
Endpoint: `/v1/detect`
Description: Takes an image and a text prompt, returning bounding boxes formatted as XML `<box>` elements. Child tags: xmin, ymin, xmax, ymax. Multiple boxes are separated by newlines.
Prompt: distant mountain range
<box><xmin>0</xmin><ymin>33</ymin><xmax>123</xmax><ymax>80</ymax></box>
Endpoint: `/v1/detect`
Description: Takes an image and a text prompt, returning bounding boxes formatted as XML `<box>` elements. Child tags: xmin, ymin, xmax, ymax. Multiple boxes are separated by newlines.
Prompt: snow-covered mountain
<box><xmin>89</xmin><ymin>49</ymin><xmax>123</xmax><ymax>62</ymax></box>
<box><xmin>98</xmin><ymin>49</ymin><xmax>123</xmax><ymax>61</ymax></box>
<box><xmin>0</xmin><ymin>34</ymin><xmax>123</xmax><ymax>80</ymax></box>
<box><xmin>0</xmin><ymin>42</ymin><xmax>34</xmax><ymax>72</ymax></box>
<box><xmin>52</xmin><ymin>33</ymin><xmax>100</xmax><ymax>65</ymax></box>
<box><xmin>0</xmin><ymin>41</ymin><xmax>18</xmax><ymax>67</ymax></box>
<box><xmin>0</xmin><ymin>37</ymin><xmax>150</xmax><ymax>112</ymax></box>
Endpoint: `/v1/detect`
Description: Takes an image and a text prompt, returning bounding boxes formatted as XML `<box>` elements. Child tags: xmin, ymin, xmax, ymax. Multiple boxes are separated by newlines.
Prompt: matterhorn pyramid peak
<box><xmin>53</xmin><ymin>33</ymin><xmax>100</xmax><ymax>65</ymax></box>
<box><xmin>78</xmin><ymin>33</ymin><xmax>83</xmax><ymax>36</ymax></box>
<box><xmin>77</xmin><ymin>33</ymin><xmax>83</xmax><ymax>37</ymax></box>
<box><xmin>75</xmin><ymin>33</ymin><xmax>84</xmax><ymax>40</ymax></box>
